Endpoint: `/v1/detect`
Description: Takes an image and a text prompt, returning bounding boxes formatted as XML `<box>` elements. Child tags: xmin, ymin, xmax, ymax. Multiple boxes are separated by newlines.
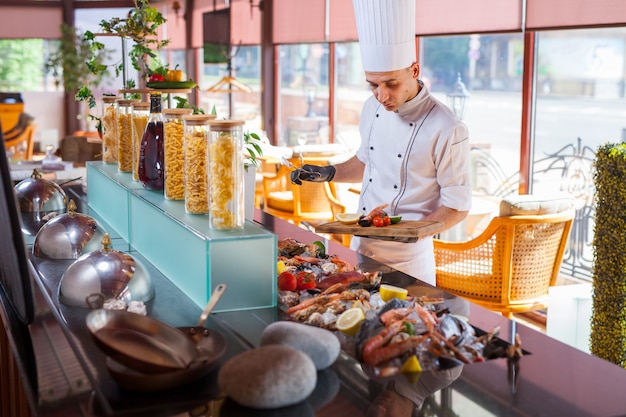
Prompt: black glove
<box><xmin>290</xmin><ymin>164</ymin><xmax>336</xmax><ymax>185</ymax></box>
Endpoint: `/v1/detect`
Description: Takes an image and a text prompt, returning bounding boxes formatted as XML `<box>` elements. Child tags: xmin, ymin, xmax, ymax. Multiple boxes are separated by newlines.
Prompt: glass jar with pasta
<box><xmin>100</xmin><ymin>96</ymin><xmax>119</xmax><ymax>164</ymax></box>
<box><xmin>183</xmin><ymin>115</ymin><xmax>212</xmax><ymax>214</ymax></box>
<box><xmin>116</xmin><ymin>99</ymin><xmax>138</xmax><ymax>173</ymax></box>
<box><xmin>208</xmin><ymin>119</ymin><xmax>245</xmax><ymax>230</ymax></box>
<box><xmin>131</xmin><ymin>101</ymin><xmax>150</xmax><ymax>181</ymax></box>
<box><xmin>163</xmin><ymin>108</ymin><xmax>194</xmax><ymax>200</ymax></box>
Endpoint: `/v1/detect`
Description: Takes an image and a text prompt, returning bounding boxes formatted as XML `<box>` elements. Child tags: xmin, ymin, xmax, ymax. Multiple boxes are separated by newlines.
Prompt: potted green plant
<box><xmin>76</xmin><ymin>0</ymin><xmax>169</xmax><ymax>128</ymax></box>
<box><xmin>45</xmin><ymin>23</ymin><xmax>111</xmax><ymax>134</ymax></box>
<box><xmin>244</xmin><ymin>131</ymin><xmax>263</xmax><ymax>172</ymax></box>
<box><xmin>243</xmin><ymin>131</ymin><xmax>263</xmax><ymax>220</ymax></box>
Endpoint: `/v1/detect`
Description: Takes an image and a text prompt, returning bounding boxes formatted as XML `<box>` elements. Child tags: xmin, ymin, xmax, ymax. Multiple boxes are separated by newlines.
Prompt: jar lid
<box><xmin>164</xmin><ymin>108</ymin><xmax>194</xmax><ymax>116</ymax></box>
<box><xmin>102</xmin><ymin>96</ymin><xmax>119</xmax><ymax>103</ymax></box>
<box><xmin>182</xmin><ymin>114</ymin><xmax>217</xmax><ymax>124</ymax></box>
<box><xmin>208</xmin><ymin>119</ymin><xmax>245</xmax><ymax>128</ymax></box>
<box><xmin>116</xmin><ymin>99</ymin><xmax>139</xmax><ymax>106</ymax></box>
<box><xmin>132</xmin><ymin>101</ymin><xmax>150</xmax><ymax>110</ymax></box>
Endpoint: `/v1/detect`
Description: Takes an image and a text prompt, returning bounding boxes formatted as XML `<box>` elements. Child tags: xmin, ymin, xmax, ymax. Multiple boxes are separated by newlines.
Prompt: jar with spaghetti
<box><xmin>116</xmin><ymin>99</ymin><xmax>138</xmax><ymax>173</ymax></box>
<box><xmin>163</xmin><ymin>108</ymin><xmax>193</xmax><ymax>200</ymax></box>
<box><xmin>131</xmin><ymin>102</ymin><xmax>150</xmax><ymax>181</ymax></box>
<box><xmin>183</xmin><ymin>115</ymin><xmax>212</xmax><ymax>214</ymax></box>
<box><xmin>100</xmin><ymin>96</ymin><xmax>118</xmax><ymax>164</ymax></box>
<box><xmin>208</xmin><ymin>119</ymin><xmax>245</xmax><ymax>230</ymax></box>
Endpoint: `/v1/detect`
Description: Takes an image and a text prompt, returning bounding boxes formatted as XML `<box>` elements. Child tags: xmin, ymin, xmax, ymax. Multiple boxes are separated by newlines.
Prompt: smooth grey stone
<box><xmin>218</xmin><ymin>345</ymin><xmax>317</xmax><ymax>409</ymax></box>
<box><xmin>260</xmin><ymin>321</ymin><xmax>340</xmax><ymax>370</ymax></box>
<box><xmin>219</xmin><ymin>397</ymin><xmax>315</xmax><ymax>417</ymax></box>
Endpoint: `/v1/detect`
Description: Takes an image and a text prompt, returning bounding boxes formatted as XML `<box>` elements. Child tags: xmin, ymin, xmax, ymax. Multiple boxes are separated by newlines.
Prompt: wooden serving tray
<box><xmin>315</xmin><ymin>220</ymin><xmax>444</xmax><ymax>243</ymax></box>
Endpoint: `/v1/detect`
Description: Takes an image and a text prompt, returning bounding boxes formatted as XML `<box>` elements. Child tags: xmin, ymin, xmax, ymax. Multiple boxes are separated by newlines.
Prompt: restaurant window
<box><xmin>334</xmin><ymin>42</ymin><xmax>369</xmax><ymax>154</ymax></box>
<box><xmin>0</xmin><ymin>39</ymin><xmax>49</xmax><ymax>92</ymax></box>
<box><xmin>201</xmin><ymin>45</ymin><xmax>262</xmax><ymax>131</ymax></box>
<box><xmin>531</xmin><ymin>27</ymin><xmax>626</xmax><ymax>281</ymax></box>
<box><xmin>277</xmin><ymin>43</ymin><xmax>329</xmax><ymax>148</ymax></box>
<box><xmin>420</xmin><ymin>33</ymin><xmax>525</xmax><ymax>240</ymax></box>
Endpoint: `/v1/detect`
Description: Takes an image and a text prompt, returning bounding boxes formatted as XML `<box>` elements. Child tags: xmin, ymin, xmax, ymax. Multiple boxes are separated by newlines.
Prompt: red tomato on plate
<box><xmin>296</xmin><ymin>271</ymin><xmax>316</xmax><ymax>291</ymax></box>
<box><xmin>278</xmin><ymin>271</ymin><xmax>297</xmax><ymax>291</ymax></box>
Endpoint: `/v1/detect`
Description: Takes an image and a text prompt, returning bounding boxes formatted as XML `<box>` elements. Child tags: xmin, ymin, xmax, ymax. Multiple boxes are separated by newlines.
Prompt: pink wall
<box><xmin>0</xmin><ymin>6</ymin><xmax>61</xmax><ymax>39</ymax></box>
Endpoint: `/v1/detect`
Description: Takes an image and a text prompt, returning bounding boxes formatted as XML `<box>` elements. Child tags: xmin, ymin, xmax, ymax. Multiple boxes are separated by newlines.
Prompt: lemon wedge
<box><xmin>335</xmin><ymin>213</ymin><xmax>362</xmax><ymax>225</ymax></box>
<box><xmin>352</xmin><ymin>300</ymin><xmax>366</xmax><ymax>313</ymax></box>
<box><xmin>379</xmin><ymin>284</ymin><xmax>408</xmax><ymax>302</ymax></box>
<box><xmin>277</xmin><ymin>260</ymin><xmax>287</xmax><ymax>275</ymax></box>
<box><xmin>400</xmin><ymin>355</ymin><xmax>422</xmax><ymax>373</ymax></box>
<box><xmin>336</xmin><ymin>307</ymin><xmax>365</xmax><ymax>336</ymax></box>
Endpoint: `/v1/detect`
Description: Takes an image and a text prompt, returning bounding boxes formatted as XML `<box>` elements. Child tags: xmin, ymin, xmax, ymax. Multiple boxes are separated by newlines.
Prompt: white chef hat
<box><xmin>352</xmin><ymin>0</ymin><xmax>416</xmax><ymax>72</ymax></box>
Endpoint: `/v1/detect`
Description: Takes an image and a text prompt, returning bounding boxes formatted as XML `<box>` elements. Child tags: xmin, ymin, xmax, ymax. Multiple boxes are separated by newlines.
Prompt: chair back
<box><xmin>292</xmin><ymin>180</ymin><xmax>334</xmax><ymax>218</ymax></box>
<box><xmin>434</xmin><ymin>195</ymin><xmax>575</xmax><ymax>317</ymax></box>
<box><xmin>262</xmin><ymin>157</ymin><xmax>338</xmax><ymax>225</ymax></box>
<box><xmin>4</xmin><ymin>124</ymin><xmax>36</xmax><ymax>161</ymax></box>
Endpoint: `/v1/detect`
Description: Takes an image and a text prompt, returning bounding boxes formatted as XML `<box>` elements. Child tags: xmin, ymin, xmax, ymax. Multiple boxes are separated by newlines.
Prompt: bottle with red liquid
<box><xmin>138</xmin><ymin>92</ymin><xmax>165</xmax><ymax>190</ymax></box>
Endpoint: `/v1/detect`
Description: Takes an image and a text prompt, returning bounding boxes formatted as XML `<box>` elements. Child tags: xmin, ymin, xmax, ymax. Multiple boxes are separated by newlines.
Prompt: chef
<box><xmin>291</xmin><ymin>0</ymin><xmax>471</xmax><ymax>285</ymax></box>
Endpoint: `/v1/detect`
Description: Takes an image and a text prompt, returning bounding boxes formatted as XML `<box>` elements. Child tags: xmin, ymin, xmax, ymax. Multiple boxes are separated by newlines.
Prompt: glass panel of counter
<box><xmin>86</xmin><ymin>161</ymin><xmax>277</xmax><ymax>312</ymax></box>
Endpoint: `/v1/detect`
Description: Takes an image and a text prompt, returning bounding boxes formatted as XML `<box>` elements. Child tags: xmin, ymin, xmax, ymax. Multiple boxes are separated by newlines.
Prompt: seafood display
<box><xmin>276</xmin><ymin>239</ymin><xmax>523</xmax><ymax>377</ymax></box>
<box><xmin>358</xmin><ymin>203</ymin><xmax>390</xmax><ymax>227</ymax></box>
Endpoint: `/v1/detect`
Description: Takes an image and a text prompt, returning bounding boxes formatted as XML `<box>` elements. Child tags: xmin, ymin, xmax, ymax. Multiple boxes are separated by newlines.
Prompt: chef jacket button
<box><xmin>410</xmin><ymin>122</ymin><xmax>414</xmax><ymax>126</ymax></box>
<box><xmin>370</xmin><ymin>146</ymin><xmax>374</xmax><ymax>150</ymax></box>
<box><xmin>397</xmin><ymin>154</ymin><xmax>401</xmax><ymax>158</ymax></box>
<box><xmin>394</xmin><ymin>185</ymin><xmax>398</xmax><ymax>189</ymax></box>
<box><xmin>369</xmin><ymin>178</ymin><xmax>373</xmax><ymax>182</ymax></box>
<box><xmin>376</xmin><ymin>114</ymin><xmax>379</xmax><ymax>117</ymax></box>
<box><xmin>362</xmin><ymin>207</ymin><xmax>367</xmax><ymax>212</ymax></box>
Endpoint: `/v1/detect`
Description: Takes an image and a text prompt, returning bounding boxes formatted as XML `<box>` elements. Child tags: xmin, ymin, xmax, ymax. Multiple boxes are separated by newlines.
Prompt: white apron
<box><xmin>351</xmin><ymin>235</ymin><xmax>436</xmax><ymax>285</ymax></box>
<box><xmin>352</xmin><ymin>81</ymin><xmax>471</xmax><ymax>285</ymax></box>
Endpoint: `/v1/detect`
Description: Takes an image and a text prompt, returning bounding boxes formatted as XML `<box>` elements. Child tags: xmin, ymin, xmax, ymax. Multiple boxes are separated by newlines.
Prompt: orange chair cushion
<box><xmin>266</xmin><ymin>191</ymin><xmax>294</xmax><ymax>212</ymax></box>
<box><xmin>499</xmin><ymin>194</ymin><xmax>573</xmax><ymax>216</ymax></box>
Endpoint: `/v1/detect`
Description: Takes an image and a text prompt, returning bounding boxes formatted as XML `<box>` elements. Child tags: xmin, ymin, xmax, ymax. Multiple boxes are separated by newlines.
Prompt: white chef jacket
<box><xmin>350</xmin><ymin>81</ymin><xmax>471</xmax><ymax>285</ymax></box>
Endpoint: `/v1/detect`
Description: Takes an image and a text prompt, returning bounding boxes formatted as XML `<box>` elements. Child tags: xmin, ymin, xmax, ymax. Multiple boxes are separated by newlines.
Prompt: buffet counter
<box><xmin>6</xmin><ymin>167</ymin><xmax>626</xmax><ymax>417</ymax></box>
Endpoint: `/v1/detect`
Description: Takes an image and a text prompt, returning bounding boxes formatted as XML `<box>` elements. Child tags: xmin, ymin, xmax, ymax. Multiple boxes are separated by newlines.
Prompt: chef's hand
<box><xmin>290</xmin><ymin>164</ymin><xmax>336</xmax><ymax>185</ymax></box>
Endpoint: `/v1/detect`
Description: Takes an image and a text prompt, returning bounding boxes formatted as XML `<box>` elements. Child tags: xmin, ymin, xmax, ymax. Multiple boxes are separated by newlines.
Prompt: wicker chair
<box><xmin>434</xmin><ymin>196</ymin><xmax>575</xmax><ymax>318</ymax></box>
<box><xmin>262</xmin><ymin>158</ymin><xmax>345</xmax><ymax>228</ymax></box>
<box><xmin>3</xmin><ymin>113</ymin><xmax>36</xmax><ymax>161</ymax></box>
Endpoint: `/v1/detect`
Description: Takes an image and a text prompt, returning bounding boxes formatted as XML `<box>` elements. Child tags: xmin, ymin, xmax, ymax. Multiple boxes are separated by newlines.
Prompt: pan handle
<box><xmin>197</xmin><ymin>284</ymin><xmax>227</xmax><ymax>327</ymax></box>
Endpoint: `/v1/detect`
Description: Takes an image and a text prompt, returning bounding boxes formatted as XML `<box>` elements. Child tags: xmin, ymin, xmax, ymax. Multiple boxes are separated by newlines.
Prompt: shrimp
<box><xmin>415</xmin><ymin>303</ymin><xmax>439</xmax><ymax>333</ymax></box>
<box><xmin>363</xmin><ymin>333</ymin><xmax>426</xmax><ymax>367</ymax></box>
<box><xmin>286</xmin><ymin>294</ymin><xmax>341</xmax><ymax>315</ymax></box>
<box><xmin>362</xmin><ymin>318</ymin><xmax>419</xmax><ymax>366</ymax></box>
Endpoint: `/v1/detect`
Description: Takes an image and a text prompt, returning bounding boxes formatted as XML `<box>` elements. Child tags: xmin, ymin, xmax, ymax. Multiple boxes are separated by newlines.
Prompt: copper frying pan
<box><xmin>86</xmin><ymin>284</ymin><xmax>227</xmax><ymax>374</ymax></box>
